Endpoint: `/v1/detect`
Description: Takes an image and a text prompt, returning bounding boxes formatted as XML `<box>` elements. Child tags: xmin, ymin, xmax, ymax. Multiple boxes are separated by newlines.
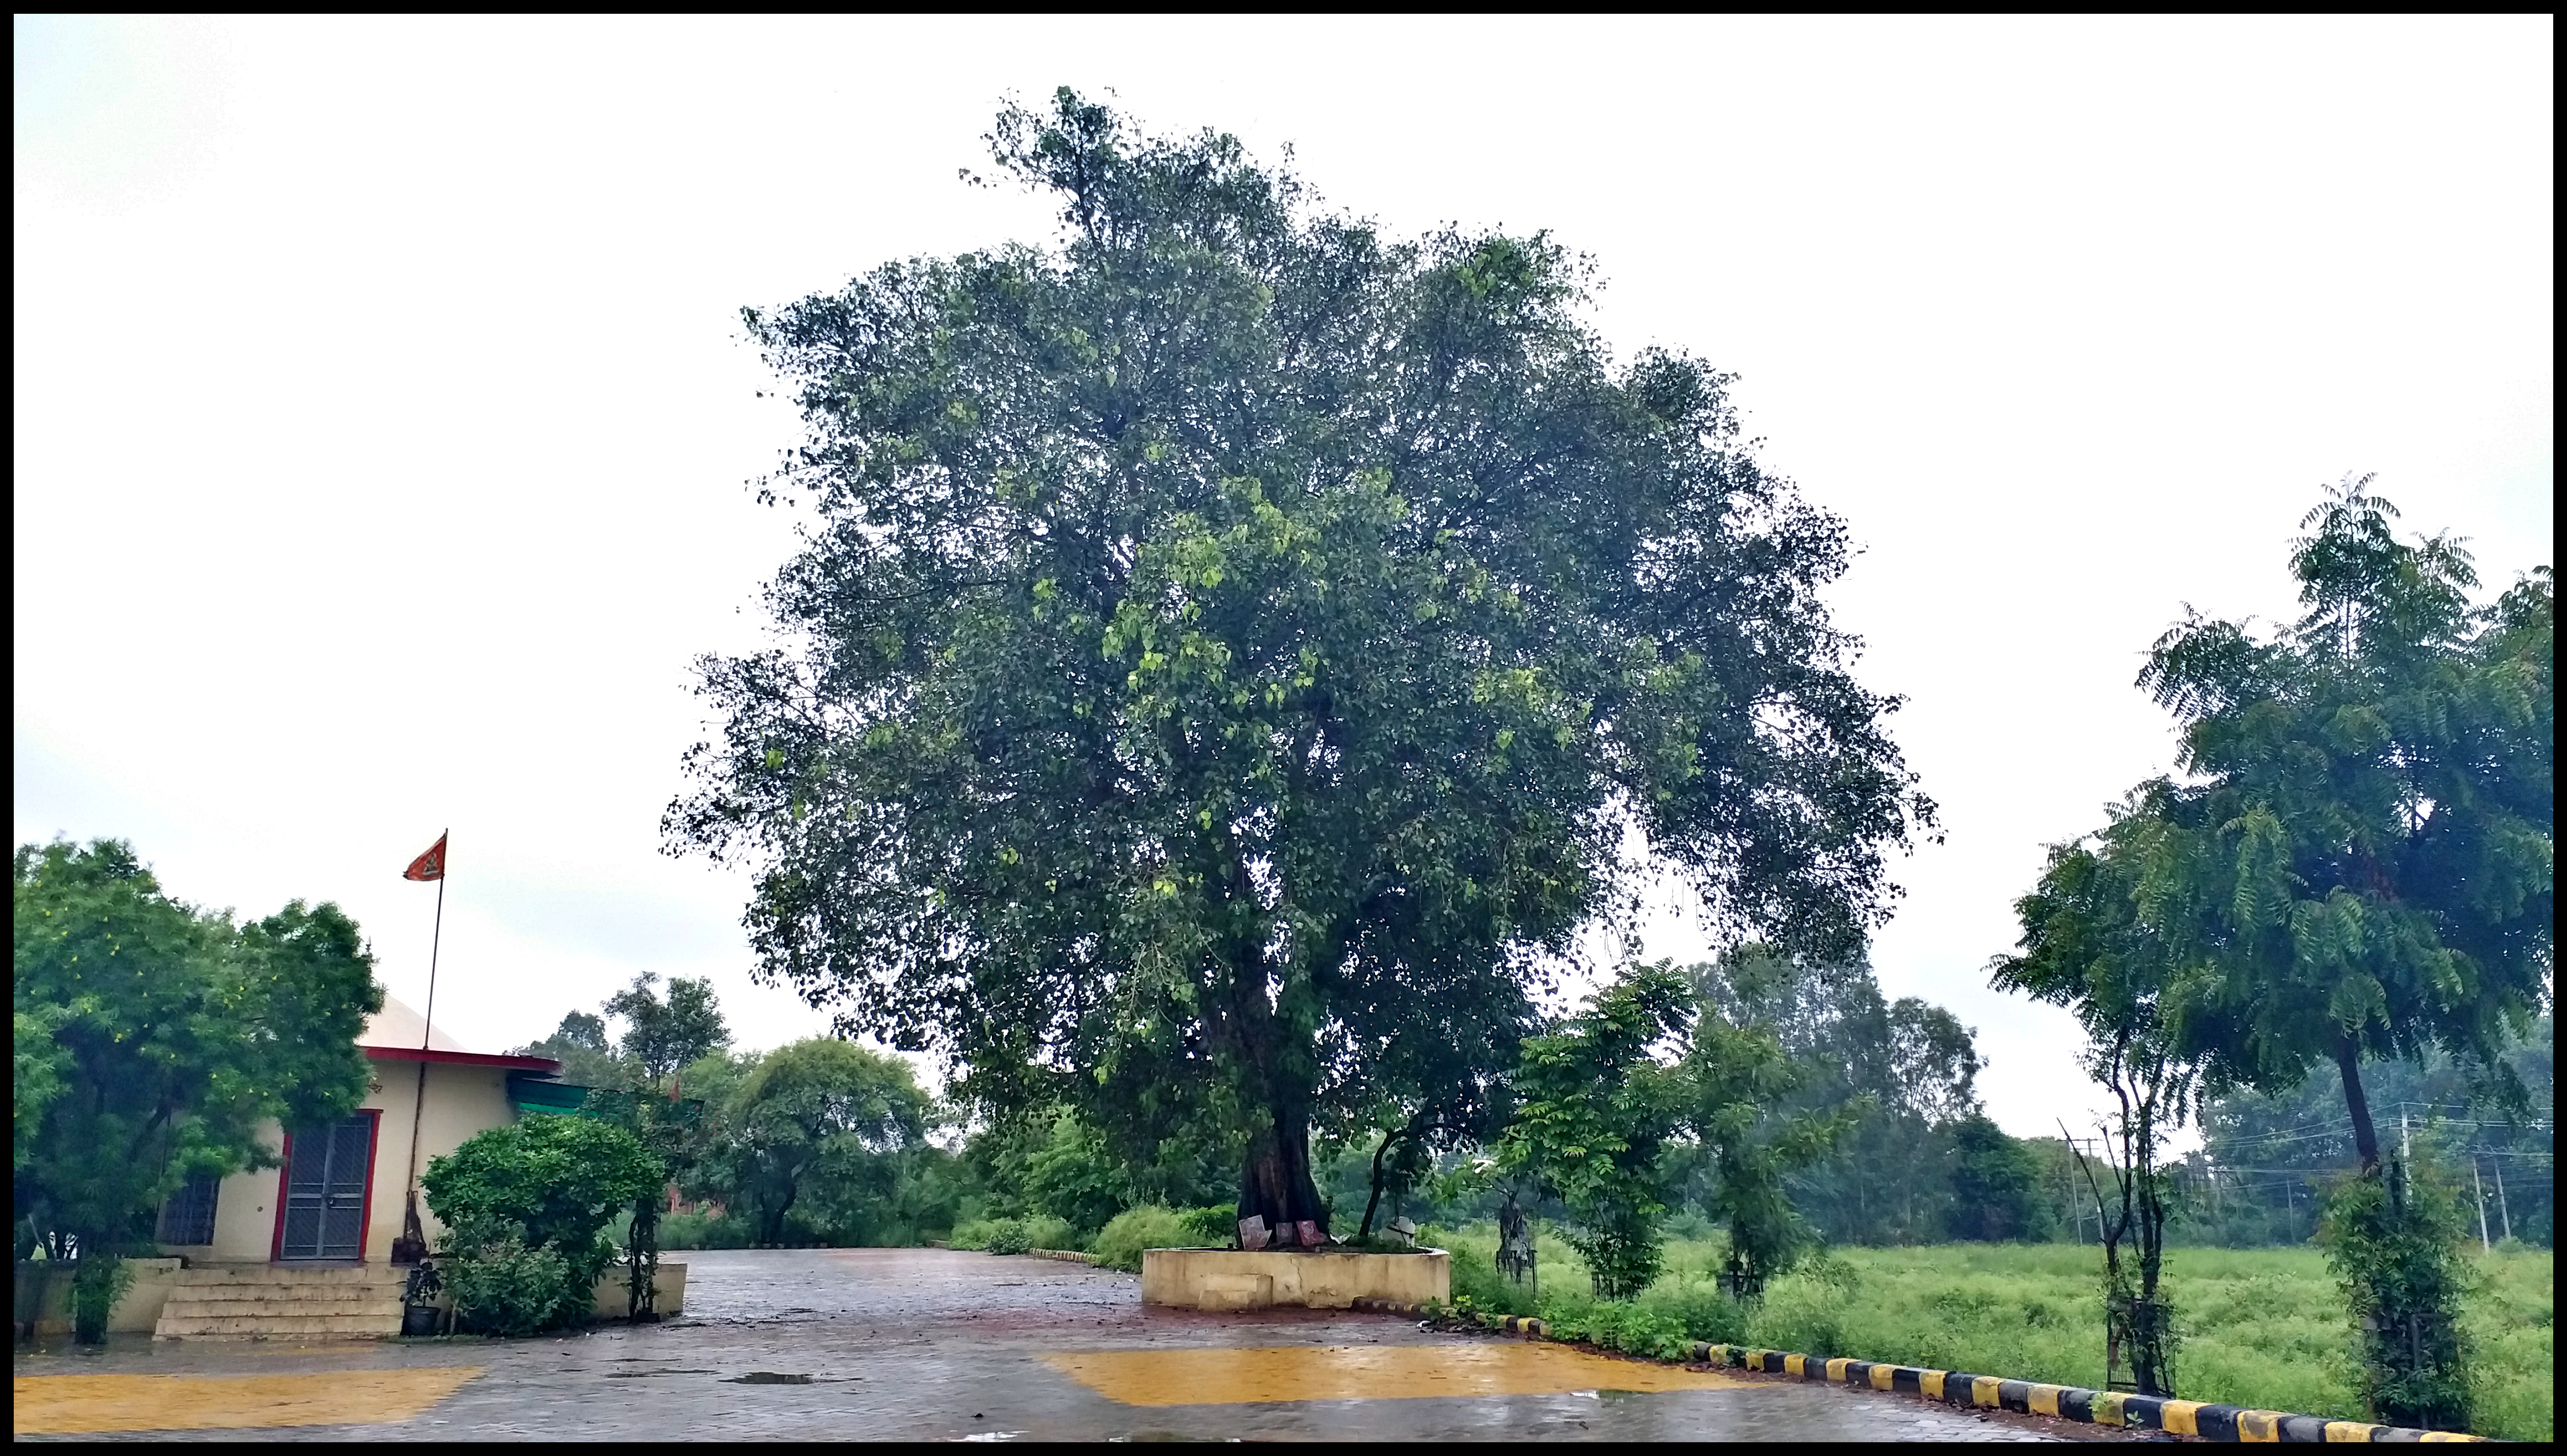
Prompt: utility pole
<box><xmin>2472</xmin><ymin>1160</ymin><xmax>2492</xmax><ymax>1253</ymax></box>
<box><xmin>2493</xmin><ymin>1158</ymin><xmax>2512</xmax><ymax>1244</ymax></box>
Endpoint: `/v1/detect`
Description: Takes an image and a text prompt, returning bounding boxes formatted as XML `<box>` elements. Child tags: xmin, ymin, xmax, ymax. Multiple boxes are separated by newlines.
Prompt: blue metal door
<box><xmin>278</xmin><ymin>1115</ymin><xmax>373</xmax><ymax>1260</ymax></box>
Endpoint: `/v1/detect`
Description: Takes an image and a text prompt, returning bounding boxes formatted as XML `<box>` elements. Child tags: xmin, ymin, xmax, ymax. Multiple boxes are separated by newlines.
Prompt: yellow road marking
<box><xmin>13</xmin><ymin>1367</ymin><xmax>482</xmax><ymax>1435</ymax></box>
<box><xmin>1042</xmin><ymin>1343</ymin><xmax>1759</xmax><ymax>1406</ymax></box>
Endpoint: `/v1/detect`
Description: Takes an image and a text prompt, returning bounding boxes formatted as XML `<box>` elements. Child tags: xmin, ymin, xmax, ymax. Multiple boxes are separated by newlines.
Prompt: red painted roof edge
<box><xmin>362</xmin><ymin>1045</ymin><xmax>562</xmax><ymax>1072</ymax></box>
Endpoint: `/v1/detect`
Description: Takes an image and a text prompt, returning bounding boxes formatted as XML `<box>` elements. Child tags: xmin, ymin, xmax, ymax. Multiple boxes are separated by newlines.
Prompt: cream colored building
<box><xmin>154</xmin><ymin>995</ymin><xmax>568</xmax><ymax>1266</ymax></box>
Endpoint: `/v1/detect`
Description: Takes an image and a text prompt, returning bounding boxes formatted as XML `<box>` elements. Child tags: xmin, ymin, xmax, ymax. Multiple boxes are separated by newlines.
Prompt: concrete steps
<box><xmin>154</xmin><ymin>1264</ymin><xmax>408</xmax><ymax>1340</ymax></box>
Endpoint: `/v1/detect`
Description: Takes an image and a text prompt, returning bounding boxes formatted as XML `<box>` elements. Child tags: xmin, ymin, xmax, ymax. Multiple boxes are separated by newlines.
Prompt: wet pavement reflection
<box><xmin>15</xmin><ymin>1248</ymin><xmax>2126</xmax><ymax>1440</ymax></box>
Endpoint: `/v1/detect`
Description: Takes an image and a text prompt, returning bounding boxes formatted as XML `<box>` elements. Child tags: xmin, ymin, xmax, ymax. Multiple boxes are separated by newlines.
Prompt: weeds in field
<box><xmin>1423</xmin><ymin>1223</ymin><xmax>2552</xmax><ymax>1441</ymax></box>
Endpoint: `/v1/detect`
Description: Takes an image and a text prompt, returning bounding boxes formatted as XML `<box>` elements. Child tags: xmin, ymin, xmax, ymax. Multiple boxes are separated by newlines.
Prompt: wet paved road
<box><xmin>15</xmin><ymin>1249</ymin><xmax>2134</xmax><ymax>1440</ymax></box>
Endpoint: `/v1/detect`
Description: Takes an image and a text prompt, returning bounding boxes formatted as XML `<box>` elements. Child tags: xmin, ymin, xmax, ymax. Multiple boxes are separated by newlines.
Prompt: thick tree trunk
<box><xmin>1238</xmin><ymin>1103</ymin><xmax>1329</xmax><ymax>1243</ymax></box>
<box><xmin>2336</xmin><ymin>1038</ymin><xmax>2380</xmax><ymax>1173</ymax></box>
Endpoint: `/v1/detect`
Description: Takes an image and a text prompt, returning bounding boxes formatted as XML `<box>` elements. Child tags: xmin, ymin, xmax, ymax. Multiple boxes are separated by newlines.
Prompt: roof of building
<box><xmin>360</xmin><ymin>994</ymin><xmax>474</xmax><ymax>1053</ymax></box>
<box><xmin>360</xmin><ymin>993</ymin><xmax>560</xmax><ymax>1073</ymax></box>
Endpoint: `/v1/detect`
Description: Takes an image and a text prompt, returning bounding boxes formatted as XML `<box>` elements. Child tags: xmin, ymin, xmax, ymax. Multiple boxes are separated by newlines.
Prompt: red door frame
<box><xmin>268</xmin><ymin>1108</ymin><xmax>383</xmax><ymax>1263</ymax></box>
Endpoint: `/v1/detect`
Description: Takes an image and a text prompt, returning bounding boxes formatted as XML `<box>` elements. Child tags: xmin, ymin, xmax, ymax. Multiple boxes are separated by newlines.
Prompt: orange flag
<box><xmin>403</xmin><ymin>833</ymin><xmax>447</xmax><ymax>882</ymax></box>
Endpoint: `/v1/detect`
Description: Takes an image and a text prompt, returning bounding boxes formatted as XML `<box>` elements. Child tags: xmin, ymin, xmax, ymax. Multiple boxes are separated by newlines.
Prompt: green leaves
<box><xmin>13</xmin><ymin>839</ymin><xmax>381</xmax><ymax>1254</ymax></box>
<box><xmin>670</xmin><ymin>89</ymin><xmax>1932</xmax><ymax>1228</ymax></box>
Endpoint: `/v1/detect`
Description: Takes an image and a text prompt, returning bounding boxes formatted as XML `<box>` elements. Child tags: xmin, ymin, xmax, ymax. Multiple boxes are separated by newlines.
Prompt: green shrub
<box><xmin>951</xmin><ymin>1214</ymin><xmax>1067</xmax><ymax>1253</ymax></box>
<box><xmin>1021</xmin><ymin>1213</ymin><xmax>1076</xmax><ymax>1252</ymax></box>
<box><xmin>948</xmin><ymin>1217</ymin><xmax>1011</xmax><ymax>1252</ymax></box>
<box><xmin>1093</xmin><ymin>1205</ymin><xmax>1194</xmax><ymax>1272</ymax></box>
<box><xmin>1177</xmin><ymin>1205</ymin><xmax>1238</xmax><ymax>1245</ymax></box>
<box><xmin>444</xmin><ymin>1225</ymin><xmax>574</xmax><ymax>1338</ymax></box>
<box><xmin>424</xmin><ymin>1116</ymin><xmax>661</xmax><ymax>1329</ymax></box>
<box><xmin>69</xmin><ymin>1254</ymin><xmax>136</xmax><ymax>1345</ymax></box>
<box><xmin>657</xmin><ymin>1211</ymin><xmax>753</xmax><ymax>1250</ymax></box>
<box><xmin>2321</xmin><ymin>1162</ymin><xmax>2474</xmax><ymax>1431</ymax></box>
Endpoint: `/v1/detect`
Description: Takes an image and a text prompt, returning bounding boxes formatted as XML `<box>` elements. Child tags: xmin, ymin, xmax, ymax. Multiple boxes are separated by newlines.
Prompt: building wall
<box><xmin>164</xmin><ymin>1056</ymin><xmax>521</xmax><ymax>1266</ymax></box>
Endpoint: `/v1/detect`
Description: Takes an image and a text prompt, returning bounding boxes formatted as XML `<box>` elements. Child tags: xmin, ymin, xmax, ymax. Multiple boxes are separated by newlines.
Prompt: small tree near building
<box><xmin>13</xmin><ymin>839</ymin><xmax>380</xmax><ymax>1341</ymax></box>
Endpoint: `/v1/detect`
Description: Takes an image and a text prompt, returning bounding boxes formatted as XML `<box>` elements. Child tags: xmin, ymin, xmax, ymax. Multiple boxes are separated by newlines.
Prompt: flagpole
<box><xmin>395</xmin><ymin>829</ymin><xmax>447</xmax><ymax>1265</ymax></box>
<box><xmin>421</xmin><ymin>844</ymin><xmax>446</xmax><ymax>1049</ymax></box>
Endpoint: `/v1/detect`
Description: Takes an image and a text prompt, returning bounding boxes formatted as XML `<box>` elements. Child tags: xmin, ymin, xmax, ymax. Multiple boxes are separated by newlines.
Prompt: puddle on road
<box><xmin>13</xmin><ymin>1368</ymin><xmax>484</xmax><ymax>1436</ymax></box>
<box><xmin>1043</xmin><ymin>1343</ymin><xmax>1758</xmax><ymax>1407</ymax></box>
<box><xmin>726</xmin><ymin>1372</ymin><xmax>818</xmax><ymax>1384</ymax></box>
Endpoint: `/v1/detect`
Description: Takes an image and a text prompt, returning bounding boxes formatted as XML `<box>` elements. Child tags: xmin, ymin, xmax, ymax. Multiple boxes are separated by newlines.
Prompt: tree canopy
<box><xmin>13</xmin><ymin>838</ymin><xmax>381</xmax><ymax>1259</ymax></box>
<box><xmin>668</xmin><ymin>89</ymin><xmax>1934</xmax><ymax>1231</ymax></box>
<box><xmin>699</xmin><ymin>1038</ymin><xmax>935</xmax><ymax>1245</ymax></box>
<box><xmin>1991</xmin><ymin>477</ymin><xmax>2552</xmax><ymax>1421</ymax></box>
<box><xmin>2017</xmin><ymin>477</ymin><xmax>2552</xmax><ymax>1168</ymax></box>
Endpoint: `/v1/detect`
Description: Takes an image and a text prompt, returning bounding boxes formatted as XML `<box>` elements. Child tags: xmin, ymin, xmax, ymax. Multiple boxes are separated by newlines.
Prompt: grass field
<box><xmin>1425</xmin><ymin>1224</ymin><xmax>2553</xmax><ymax>1441</ymax></box>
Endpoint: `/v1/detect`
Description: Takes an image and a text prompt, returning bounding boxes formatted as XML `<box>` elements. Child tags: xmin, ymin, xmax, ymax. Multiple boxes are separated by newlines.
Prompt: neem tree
<box><xmin>1998</xmin><ymin>478</ymin><xmax>2552</xmax><ymax>1427</ymax></box>
<box><xmin>668</xmin><ymin>90</ymin><xmax>1932</xmax><ymax>1236</ymax></box>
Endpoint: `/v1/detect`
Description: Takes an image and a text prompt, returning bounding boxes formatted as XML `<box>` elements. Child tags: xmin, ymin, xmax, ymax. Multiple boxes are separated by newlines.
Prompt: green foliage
<box><xmin>1946</xmin><ymin>1115</ymin><xmax>2051</xmax><ymax>1242</ymax></box>
<box><xmin>441</xmin><ymin>1227</ymin><xmax>575</xmax><ymax>1339</ymax></box>
<box><xmin>1996</xmin><ymin>817</ymin><xmax>2197</xmax><ymax>1395</ymax></box>
<box><xmin>2321</xmin><ymin>1158</ymin><xmax>2476</xmax><ymax>1430</ymax></box>
<box><xmin>1687</xmin><ymin>945</ymin><xmax>1987</xmax><ymax>1247</ymax></box>
<box><xmin>2123</xmin><ymin>477</ymin><xmax>2549</xmax><ymax>1147</ymax></box>
<box><xmin>1996</xmin><ymin>479</ymin><xmax>2551</xmax><ymax>1404</ymax></box>
<box><xmin>14</xmin><ymin>838</ymin><xmax>381</xmax><ymax>1264</ymax></box>
<box><xmin>667</xmin><ymin>89</ymin><xmax>1933</xmax><ymax>1237</ymax></box>
<box><xmin>1177</xmin><ymin>1205</ymin><xmax>1238</xmax><ymax>1245</ymax></box>
<box><xmin>1018</xmin><ymin>1108</ymin><xmax>1129</xmax><ymax>1239</ymax></box>
<box><xmin>694</xmin><ymin>1038</ymin><xmax>932</xmax><ymax>1246</ymax></box>
<box><xmin>423</xmin><ymin>1114</ymin><xmax>662</xmax><ymax>1325</ymax></box>
<box><xmin>655</xmin><ymin>1209</ymin><xmax>753</xmax><ymax>1250</ymax></box>
<box><xmin>513</xmin><ymin>1011</ymin><xmax>634</xmax><ymax>1093</ymax></box>
<box><xmin>602</xmin><ymin>973</ymin><xmax>731</xmax><ymax>1082</ymax></box>
<box><xmin>1090</xmin><ymin>1204</ymin><xmax>1201</xmax><ymax>1271</ymax></box>
<box><xmin>1434</xmin><ymin>1222</ymin><xmax>2552</xmax><ymax>1439</ymax></box>
<box><xmin>13</xmin><ymin>1004</ymin><xmax>74</xmax><ymax>1173</ymax></box>
<box><xmin>68</xmin><ymin>1253</ymin><xmax>136</xmax><ymax>1345</ymax></box>
<box><xmin>951</xmin><ymin>1212</ymin><xmax>1075</xmax><ymax>1255</ymax></box>
<box><xmin>1498</xmin><ymin>963</ymin><xmax>1692</xmax><ymax>1298</ymax></box>
<box><xmin>1684</xmin><ymin>1007</ymin><xmax>1860</xmax><ymax>1298</ymax></box>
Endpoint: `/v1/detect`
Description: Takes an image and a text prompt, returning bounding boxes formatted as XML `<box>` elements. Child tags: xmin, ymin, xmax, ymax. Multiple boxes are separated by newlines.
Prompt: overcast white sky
<box><xmin>15</xmin><ymin>17</ymin><xmax>2553</xmax><ymax>1140</ymax></box>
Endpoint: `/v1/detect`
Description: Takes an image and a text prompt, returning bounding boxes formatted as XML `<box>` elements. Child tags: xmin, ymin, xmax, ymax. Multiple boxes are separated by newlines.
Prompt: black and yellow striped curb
<box><xmin>1027</xmin><ymin>1248</ymin><xmax>1102</xmax><ymax>1265</ymax></box>
<box><xmin>1345</xmin><ymin>1299</ymin><xmax>2484</xmax><ymax>1443</ymax></box>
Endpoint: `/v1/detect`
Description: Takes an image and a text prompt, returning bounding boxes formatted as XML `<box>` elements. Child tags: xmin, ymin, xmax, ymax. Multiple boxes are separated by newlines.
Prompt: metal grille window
<box><xmin>157</xmin><ymin>1171</ymin><xmax>222</xmax><ymax>1245</ymax></box>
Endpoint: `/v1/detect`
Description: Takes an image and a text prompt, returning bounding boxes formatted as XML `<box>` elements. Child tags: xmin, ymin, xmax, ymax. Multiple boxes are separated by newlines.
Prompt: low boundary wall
<box><xmin>1143</xmin><ymin>1248</ymin><xmax>1448</xmax><ymax>1311</ymax></box>
<box><xmin>1344</xmin><ymin>1298</ymin><xmax>2485</xmax><ymax>1443</ymax></box>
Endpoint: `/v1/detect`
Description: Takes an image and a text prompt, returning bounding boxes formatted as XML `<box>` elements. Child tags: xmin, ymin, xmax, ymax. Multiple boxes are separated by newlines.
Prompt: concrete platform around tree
<box><xmin>1141</xmin><ymin>1246</ymin><xmax>1450</xmax><ymax>1311</ymax></box>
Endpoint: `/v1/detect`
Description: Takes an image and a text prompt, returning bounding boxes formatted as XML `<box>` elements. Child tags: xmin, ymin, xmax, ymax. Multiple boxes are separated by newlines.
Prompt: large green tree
<box><xmin>701</xmin><ymin>1038</ymin><xmax>935</xmax><ymax>1245</ymax></box>
<box><xmin>13</xmin><ymin>840</ymin><xmax>381</xmax><ymax>1272</ymax></box>
<box><xmin>2131</xmin><ymin>476</ymin><xmax>2552</xmax><ymax>1166</ymax></box>
<box><xmin>1994</xmin><ymin>478</ymin><xmax>2552</xmax><ymax>1425</ymax></box>
<box><xmin>667</xmin><ymin>90</ymin><xmax>1933</xmax><ymax>1233</ymax></box>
